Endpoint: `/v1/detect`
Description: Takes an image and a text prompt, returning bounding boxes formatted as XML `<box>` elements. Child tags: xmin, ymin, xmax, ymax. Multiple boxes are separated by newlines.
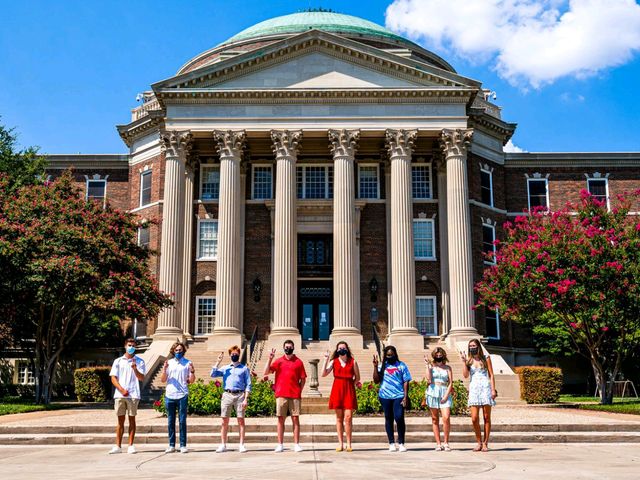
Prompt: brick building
<box><xmin>42</xmin><ymin>12</ymin><xmax>639</xmax><ymax>394</ymax></box>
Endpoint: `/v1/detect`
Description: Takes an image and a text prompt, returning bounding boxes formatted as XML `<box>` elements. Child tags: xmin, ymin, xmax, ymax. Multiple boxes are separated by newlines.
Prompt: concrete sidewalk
<box><xmin>1</xmin><ymin>443</ymin><xmax>639</xmax><ymax>480</ymax></box>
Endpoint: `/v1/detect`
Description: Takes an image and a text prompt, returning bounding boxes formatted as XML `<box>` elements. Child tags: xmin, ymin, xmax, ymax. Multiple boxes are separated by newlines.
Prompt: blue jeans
<box><xmin>166</xmin><ymin>395</ymin><xmax>188</xmax><ymax>447</ymax></box>
<box><xmin>380</xmin><ymin>397</ymin><xmax>405</xmax><ymax>444</ymax></box>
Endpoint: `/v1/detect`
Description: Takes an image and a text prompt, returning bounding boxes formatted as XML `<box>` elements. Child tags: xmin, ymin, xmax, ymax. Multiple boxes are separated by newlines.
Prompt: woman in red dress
<box><xmin>322</xmin><ymin>341</ymin><xmax>361</xmax><ymax>452</ymax></box>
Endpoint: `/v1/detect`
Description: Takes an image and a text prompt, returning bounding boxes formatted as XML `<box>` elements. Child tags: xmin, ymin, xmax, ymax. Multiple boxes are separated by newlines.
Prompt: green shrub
<box><xmin>74</xmin><ymin>366</ymin><xmax>112</xmax><ymax>402</ymax></box>
<box><xmin>515</xmin><ymin>366</ymin><xmax>562</xmax><ymax>404</ymax></box>
<box><xmin>355</xmin><ymin>381</ymin><xmax>381</xmax><ymax>414</ymax></box>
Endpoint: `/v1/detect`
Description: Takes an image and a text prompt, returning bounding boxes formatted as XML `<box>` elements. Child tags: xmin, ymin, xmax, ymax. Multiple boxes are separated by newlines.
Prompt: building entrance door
<box><xmin>299</xmin><ymin>283</ymin><xmax>332</xmax><ymax>341</ymax></box>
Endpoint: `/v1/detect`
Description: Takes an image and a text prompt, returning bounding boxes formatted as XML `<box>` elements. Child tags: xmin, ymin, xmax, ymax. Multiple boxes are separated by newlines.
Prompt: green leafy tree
<box><xmin>475</xmin><ymin>192</ymin><xmax>640</xmax><ymax>404</ymax></box>
<box><xmin>0</xmin><ymin>172</ymin><xmax>172</xmax><ymax>403</ymax></box>
<box><xmin>0</xmin><ymin>119</ymin><xmax>47</xmax><ymax>192</ymax></box>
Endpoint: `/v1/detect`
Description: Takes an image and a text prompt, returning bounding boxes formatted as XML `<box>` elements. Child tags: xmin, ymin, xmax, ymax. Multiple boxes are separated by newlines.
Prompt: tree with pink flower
<box><xmin>475</xmin><ymin>191</ymin><xmax>640</xmax><ymax>404</ymax></box>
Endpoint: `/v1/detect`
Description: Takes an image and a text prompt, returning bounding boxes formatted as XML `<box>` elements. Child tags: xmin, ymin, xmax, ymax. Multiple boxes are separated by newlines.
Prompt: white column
<box><xmin>269</xmin><ymin>130</ymin><xmax>302</xmax><ymax>342</ymax></box>
<box><xmin>329</xmin><ymin>129</ymin><xmax>362</xmax><ymax>343</ymax></box>
<box><xmin>384</xmin><ymin>162</ymin><xmax>393</xmax><ymax>335</ymax></box>
<box><xmin>441</xmin><ymin>129</ymin><xmax>477</xmax><ymax>338</ymax></box>
<box><xmin>386</xmin><ymin>129</ymin><xmax>423</xmax><ymax>349</ymax></box>
<box><xmin>436</xmin><ymin>159</ymin><xmax>451</xmax><ymax>335</ymax></box>
<box><xmin>180</xmin><ymin>161</ymin><xmax>196</xmax><ymax>337</ymax></box>
<box><xmin>156</xmin><ymin>130</ymin><xmax>192</xmax><ymax>338</ymax></box>
<box><xmin>212</xmin><ymin>130</ymin><xmax>245</xmax><ymax>346</ymax></box>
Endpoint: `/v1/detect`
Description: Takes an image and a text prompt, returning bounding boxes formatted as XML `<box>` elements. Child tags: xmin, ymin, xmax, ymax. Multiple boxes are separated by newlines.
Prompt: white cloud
<box><xmin>504</xmin><ymin>140</ymin><xmax>527</xmax><ymax>152</ymax></box>
<box><xmin>385</xmin><ymin>0</ymin><xmax>640</xmax><ymax>88</ymax></box>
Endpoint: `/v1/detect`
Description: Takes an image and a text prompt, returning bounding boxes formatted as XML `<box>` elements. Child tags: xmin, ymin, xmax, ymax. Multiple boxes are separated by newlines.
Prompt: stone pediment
<box><xmin>152</xmin><ymin>30</ymin><xmax>480</xmax><ymax>93</ymax></box>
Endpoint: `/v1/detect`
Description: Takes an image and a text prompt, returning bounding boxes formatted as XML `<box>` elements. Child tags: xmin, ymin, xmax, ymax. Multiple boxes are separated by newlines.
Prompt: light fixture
<box><xmin>252</xmin><ymin>277</ymin><xmax>262</xmax><ymax>303</ymax></box>
<box><xmin>369</xmin><ymin>277</ymin><xmax>379</xmax><ymax>303</ymax></box>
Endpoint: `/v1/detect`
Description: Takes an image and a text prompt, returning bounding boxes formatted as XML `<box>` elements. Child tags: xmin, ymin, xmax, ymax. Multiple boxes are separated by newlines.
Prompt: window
<box><xmin>482</xmin><ymin>223</ymin><xmax>496</xmax><ymax>265</ymax></box>
<box><xmin>196</xmin><ymin>296</ymin><xmax>216</xmax><ymax>335</ymax></box>
<box><xmin>358</xmin><ymin>164</ymin><xmax>379</xmax><ymax>199</ymax></box>
<box><xmin>527</xmin><ymin>178</ymin><xmax>548</xmax><ymax>210</ymax></box>
<box><xmin>412</xmin><ymin>164</ymin><xmax>432</xmax><ymax>199</ymax></box>
<box><xmin>86</xmin><ymin>179</ymin><xmax>106</xmax><ymax>205</ymax></box>
<box><xmin>480</xmin><ymin>168</ymin><xmax>493</xmax><ymax>207</ymax></box>
<box><xmin>485</xmin><ymin>307</ymin><xmax>500</xmax><ymax>339</ymax></box>
<box><xmin>296</xmin><ymin>165</ymin><xmax>333</xmax><ymax>199</ymax></box>
<box><xmin>200</xmin><ymin>166</ymin><xmax>220</xmax><ymax>200</ymax></box>
<box><xmin>587</xmin><ymin>178</ymin><xmax>609</xmax><ymax>209</ymax></box>
<box><xmin>416</xmin><ymin>296</ymin><xmax>437</xmax><ymax>336</ymax></box>
<box><xmin>252</xmin><ymin>165</ymin><xmax>273</xmax><ymax>200</ymax></box>
<box><xmin>140</xmin><ymin>171</ymin><xmax>152</xmax><ymax>207</ymax></box>
<box><xmin>138</xmin><ymin>226</ymin><xmax>150</xmax><ymax>248</ymax></box>
<box><xmin>413</xmin><ymin>219</ymin><xmax>435</xmax><ymax>260</ymax></box>
<box><xmin>197</xmin><ymin>220</ymin><xmax>218</xmax><ymax>260</ymax></box>
<box><xmin>17</xmin><ymin>362</ymin><xmax>35</xmax><ymax>385</ymax></box>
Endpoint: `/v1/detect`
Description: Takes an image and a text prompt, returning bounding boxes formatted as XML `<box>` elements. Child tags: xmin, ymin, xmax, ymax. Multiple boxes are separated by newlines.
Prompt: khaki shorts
<box><xmin>115</xmin><ymin>398</ymin><xmax>140</xmax><ymax>417</ymax></box>
<box><xmin>221</xmin><ymin>391</ymin><xmax>246</xmax><ymax>418</ymax></box>
<box><xmin>276</xmin><ymin>397</ymin><xmax>301</xmax><ymax>417</ymax></box>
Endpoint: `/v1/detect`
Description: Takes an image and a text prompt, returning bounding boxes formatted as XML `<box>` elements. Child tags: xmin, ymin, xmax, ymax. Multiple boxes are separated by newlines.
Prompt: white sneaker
<box><xmin>180</xmin><ymin>447</ymin><xmax>188</xmax><ymax>454</ymax></box>
<box><xmin>108</xmin><ymin>446</ymin><xmax>121</xmax><ymax>454</ymax></box>
<box><xmin>294</xmin><ymin>444</ymin><xmax>303</xmax><ymax>452</ymax></box>
<box><xmin>127</xmin><ymin>445</ymin><xmax>137</xmax><ymax>454</ymax></box>
<box><xmin>398</xmin><ymin>444</ymin><xmax>407</xmax><ymax>452</ymax></box>
<box><xmin>238</xmin><ymin>444</ymin><xmax>248</xmax><ymax>453</ymax></box>
<box><xmin>388</xmin><ymin>444</ymin><xmax>397</xmax><ymax>452</ymax></box>
<box><xmin>274</xmin><ymin>444</ymin><xmax>284</xmax><ymax>453</ymax></box>
<box><xmin>165</xmin><ymin>446</ymin><xmax>175</xmax><ymax>453</ymax></box>
<box><xmin>216</xmin><ymin>444</ymin><xmax>227</xmax><ymax>453</ymax></box>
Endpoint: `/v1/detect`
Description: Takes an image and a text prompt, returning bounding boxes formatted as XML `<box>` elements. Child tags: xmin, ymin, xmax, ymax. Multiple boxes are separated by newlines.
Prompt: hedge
<box><xmin>74</xmin><ymin>366</ymin><xmax>112</xmax><ymax>402</ymax></box>
<box><xmin>515</xmin><ymin>366</ymin><xmax>563</xmax><ymax>404</ymax></box>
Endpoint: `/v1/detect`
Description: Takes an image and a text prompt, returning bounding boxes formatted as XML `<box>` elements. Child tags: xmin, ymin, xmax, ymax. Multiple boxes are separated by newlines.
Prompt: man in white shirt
<box><xmin>108</xmin><ymin>338</ymin><xmax>146</xmax><ymax>454</ymax></box>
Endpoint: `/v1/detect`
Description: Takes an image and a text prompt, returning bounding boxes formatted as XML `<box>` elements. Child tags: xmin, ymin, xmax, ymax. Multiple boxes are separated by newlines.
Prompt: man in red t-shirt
<box><xmin>263</xmin><ymin>339</ymin><xmax>307</xmax><ymax>452</ymax></box>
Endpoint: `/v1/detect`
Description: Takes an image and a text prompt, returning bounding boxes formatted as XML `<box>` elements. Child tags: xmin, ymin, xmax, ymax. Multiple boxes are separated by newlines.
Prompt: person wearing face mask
<box><xmin>322</xmin><ymin>341</ymin><xmax>361</xmax><ymax>452</ymax></box>
<box><xmin>263</xmin><ymin>340</ymin><xmax>307</xmax><ymax>453</ymax></box>
<box><xmin>424</xmin><ymin>347</ymin><xmax>453</xmax><ymax>451</ymax></box>
<box><xmin>461</xmin><ymin>338</ymin><xmax>497</xmax><ymax>452</ymax></box>
<box><xmin>372</xmin><ymin>345</ymin><xmax>412</xmax><ymax>452</ymax></box>
<box><xmin>161</xmin><ymin>342</ymin><xmax>195</xmax><ymax>454</ymax></box>
<box><xmin>108</xmin><ymin>338</ymin><xmax>146</xmax><ymax>455</ymax></box>
<box><xmin>210</xmin><ymin>345</ymin><xmax>252</xmax><ymax>453</ymax></box>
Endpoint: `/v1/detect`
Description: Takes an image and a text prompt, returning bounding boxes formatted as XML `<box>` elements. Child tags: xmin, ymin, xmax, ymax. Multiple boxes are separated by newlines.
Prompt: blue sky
<box><xmin>1</xmin><ymin>0</ymin><xmax>638</xmax><ymax>154</ymax></box>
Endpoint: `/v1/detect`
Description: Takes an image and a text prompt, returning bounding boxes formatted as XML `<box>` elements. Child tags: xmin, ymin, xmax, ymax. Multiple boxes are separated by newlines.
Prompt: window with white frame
<box><xmin>296</xmin><ymin>165</ymin><xmax>333</xmax><ymax>199</ymax></box>
<box><xmin>411</xmin><ymin>164</ymin><xmax>432</xmax><ymax>199</ymax></box>
<box><xmin>413</xmin><ymin>219</ymin><xmax>435</xmax><ymax>260</ymax></box>
<box><xmin>527</xmin><ymin>178</ymin><xmax>549</xmax><ymax>210</ymax></box>
<box><xmin>252</xmin><ymin>165</ymin><xmax>273</xmax><ymax>200</ymax></box>
<box><xmin>197</xmin><ymin>220</ymin><xmax>218</xmax><ymax>260</ymax></box>
<box><xmin>200</xmin><ymin>166</ymin><xmax>220</xmax><ymax>200</ymax></box>
<box><xmin>416</xmin><ymin>296</ymin><xmax>437</xmax><ymax>336</ymax></box>
<box><xmin>587</xmin><ymin>177</ymin><xmax>609</xmax><ymax>209</ymax></box>
<box><xmin>196</xmin><ymin>296</ymin><xmax>216</xmax><ymax>334</ymax></box>
<box><xmin>86</xmin><ymin>179</ymin><xmax>106</xmax><ymax>205</ymax></box>
<box><xmin>482</xmin><ymin>223</ymin><xmax>496</xmax><ymax>265</ymax></box>
<box><xmin>17</xmin><ymin>362</ymin><xmax>35</xmax><ymax>385</ymax></box>
<box><xmin>485</xmin><ymin>307</ymin><xmax>500</xmax><ymax>339</ymax></box>
<box><xmin>140</xmin><ymin>171</ymin><xmax>152</xmax><ymax>207</ymax></box>
<box><xmin>358</xmin><ymin>164</ymin><xmax>379</xmax><ymax>199</ymax></box>
<box><xmin>138</xmin><ymin>226</ymin><xmax>150</xmax><ymax>248</ymax></box>
<box><xmin>480</xmin><ymin>168</ymin><xmax>494</xmax><ymax>207</ymax></box>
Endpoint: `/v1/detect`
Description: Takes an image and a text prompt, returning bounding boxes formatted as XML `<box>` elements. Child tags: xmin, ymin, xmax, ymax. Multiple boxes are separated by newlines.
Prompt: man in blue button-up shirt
<box><xmin>210</xmin><ymin>345</ymin><xmax>252</xmax><ymax>453</ymax></box>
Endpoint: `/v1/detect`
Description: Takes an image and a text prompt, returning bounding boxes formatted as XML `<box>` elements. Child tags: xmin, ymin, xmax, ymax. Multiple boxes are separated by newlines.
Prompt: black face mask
<box><xmin>284</xmin><ymin>347</ymin><xmax>294</xmax><ymax>355</ymax></box>
<box><xmin>385</xmin><ymin>354</ymin><xmax>397</xmax><ymax>363</ymax></box>
<box><xmin>469</xmin><ymin>348</ymin><xmax>479</xmax><ymax>355</ymax></box>
<box><xmin>337</xmin><ymin>349</ymin><xmax>348</xmax><ymax>356</ymax></box>
<box><xmin>230</xmin><ymin>354</ymin><xmax>240</xmax><ymax>362</ymax></box>
<box><xmin>434</xmin><ymin>356</ymin><xmax>444</xmax><ymax>362</ymax></box>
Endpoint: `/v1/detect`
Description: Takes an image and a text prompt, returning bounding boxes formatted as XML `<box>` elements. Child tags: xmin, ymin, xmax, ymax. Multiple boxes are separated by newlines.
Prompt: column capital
<box><xmin>329</xmin><ymin>129</ymin><xmax>360</xmax><ymax>158</ymax></box>
<box><xmin>385</xmin><ymin>129</ymin><xmax>417</xmax><ymax>158</ymax></box>
<box><xmin>213</xmin><ymin>130</ymin><xmax>246</xmax><ymax>160</ymax></box>
<box><xmin>440</xmin><ymin>128</ymin><xmax>473</xmax><ymax>158</ymax></box>
<box><xmin>271</xmin><ymin>129</ymin><xmax>302</xmax><ymax>158</ymax></box>
<box><xmin>160</xmin><ymin>130</ymin><xmax>193</xmax><ymax>159</ymax></box>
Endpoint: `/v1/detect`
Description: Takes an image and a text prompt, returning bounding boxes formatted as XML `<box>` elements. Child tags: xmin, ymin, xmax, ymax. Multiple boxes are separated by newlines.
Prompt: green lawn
<box><xmin>558</xmin><ymin>394</ymin><xmax>640</xmax><ymax>415</ymax></box>
<box><xmin>0</xmin><ymin>397</ymin><xmax>71</xmax><ymax>416</ymax></box>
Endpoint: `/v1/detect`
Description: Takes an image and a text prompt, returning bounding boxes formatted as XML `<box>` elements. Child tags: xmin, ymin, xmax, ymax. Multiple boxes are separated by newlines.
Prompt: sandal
<box><xmin>346</xmin><ymin>447</ymin><xmax>353</xmax><ymax>452</ymax></box>
<box><xmin>473</xmin><ymin>444</ymin><xmax>483</xmax><ymax>452</ymax></box>
<box><xmin>443</xmin><ymin>444</ymin><xmax>452</xmax><ymax>452</ymax></box>
<box><xmin>482</xmin><ymin>444</ymin><xmax>489</xmax><ymax>452</ymax></box>
<box><xmin>336</xmin><ymin>447</ymin><xmax>344</xmax><ymax>452</ymax></box>
<box><xmin>434</xmin><ymin>445</ymin><xmax>443</xmax><ymax>451</ymax></box>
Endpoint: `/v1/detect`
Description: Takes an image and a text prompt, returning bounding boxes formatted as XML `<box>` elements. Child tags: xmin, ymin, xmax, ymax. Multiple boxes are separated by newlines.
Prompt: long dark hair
<box><xmin>379</xmin><ymin>345</ymin><xmax>399</xmax><ymax>374</ymax></box>
<box><xmin>330</xmin><ymin>341</ymin><xmax>353</xmax><ymax>361</ymax></box>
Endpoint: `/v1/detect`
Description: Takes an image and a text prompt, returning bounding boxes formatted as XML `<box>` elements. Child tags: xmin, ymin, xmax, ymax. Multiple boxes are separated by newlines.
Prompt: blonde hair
<box><xmin>466</xmin><ymin>339</ymin><xmax>488</xmax><ymax>369</ymax></box>
<box><xmin>431</xmin><ymin>347</ymin><xmax>448</xmax><ymax>364</ymax></box>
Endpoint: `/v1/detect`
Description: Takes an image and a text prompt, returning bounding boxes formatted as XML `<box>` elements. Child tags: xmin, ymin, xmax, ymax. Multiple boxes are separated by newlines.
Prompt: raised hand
<box><xmin>423</xmin><ymin>354</ymin><xmax>432</xmax><ymax>366</ymax></box>
<box><xmin>372</xmin><ymin>354</ymin><xmax>379</xmax><ymax>367</ymax></box>
<box><xmin>460</xmin><ymin>351</ymin><xmax>468</xmax><ymax>363</ymax></box>
<box><xmin>163</xmin><ymin>360</ymin><xmax>169</xmax><ymax>371</ymax></box>
<box><xmin>217</xmin><ymin>351</ymin><xmax>224</xmax><ymax>362</ymax></box>
<box><xmin>323</xmin><ymin>350</ymin><xmax>330</xmax><ymax>359</ymax></box>
<box><xmin>269</xmin><ymin>348</ymin><xmax>276</xmax><ymax>359</ymax></box>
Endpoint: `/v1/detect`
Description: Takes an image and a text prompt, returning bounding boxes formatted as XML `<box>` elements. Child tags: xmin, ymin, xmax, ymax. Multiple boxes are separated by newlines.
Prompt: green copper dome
<box><xmin>222</xmin><ymin>11</ymin><xmax>406</xmax><ymax>45</ymax></box>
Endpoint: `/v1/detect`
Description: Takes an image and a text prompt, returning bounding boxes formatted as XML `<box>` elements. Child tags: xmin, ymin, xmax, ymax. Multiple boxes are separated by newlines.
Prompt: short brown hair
<box><xmin>431</xmin><ymin>347</ymin><xmax>448</xmax><ymax>364</ymax></box>
<box><xmin>228</xmin><ymin>345</ymin><xmax>241</xmax><ymax>355</ymax></box>
<box><xmin>170</xmin><ymin>342</ymin><xmax>187</xmax><ymax>356</ymax></box>
<box><xmin>124</xmin><ymin>338</ymin><xmax>136</xmax><ymax>345</ymax></box>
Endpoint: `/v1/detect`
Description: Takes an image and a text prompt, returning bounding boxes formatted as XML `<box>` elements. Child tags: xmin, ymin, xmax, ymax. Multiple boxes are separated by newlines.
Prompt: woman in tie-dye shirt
<box><xmin>373</xmin><ymin>345</ymin><xmax>412</xmax><ymax>452</ymax></box>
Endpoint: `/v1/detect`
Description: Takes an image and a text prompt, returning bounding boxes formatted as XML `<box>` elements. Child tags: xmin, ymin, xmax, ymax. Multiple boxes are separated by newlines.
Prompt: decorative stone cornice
<box><xmin>468</xmin><ymin>110</ymin><xmax>516</xmax><ymax>142</ymax></box>
<box><xmin>159</xmin><ymin>130</ymin><xmax>193</xmax><ymax>159</ymax></box>
<box><xmin>385</xmin><ymin>129</ymin><xmax>417</xmax><ymax>158</ymax></box>
<box><xmin>440</xmin><ymin>129</ymin><xmax>473</xmax><ymax>158</ymax></box>
<box><xmin>271</xmin><ymin>129</ymin><xmax>302</xmax><ymax>158</ymax></box>
<box><xmin>117</xmin><ymin>111</ymin><xmax>165</xmax><ymax>147</ymax></box>
<box><xmin>328</xmin><ymin>129</ymin><xmax>360</xmax><ymax>158</ymax></box>
<box><xmin>213</xmin><ymin>130</ymin><xmax>246</xmax><ymax>160</ymax></box>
